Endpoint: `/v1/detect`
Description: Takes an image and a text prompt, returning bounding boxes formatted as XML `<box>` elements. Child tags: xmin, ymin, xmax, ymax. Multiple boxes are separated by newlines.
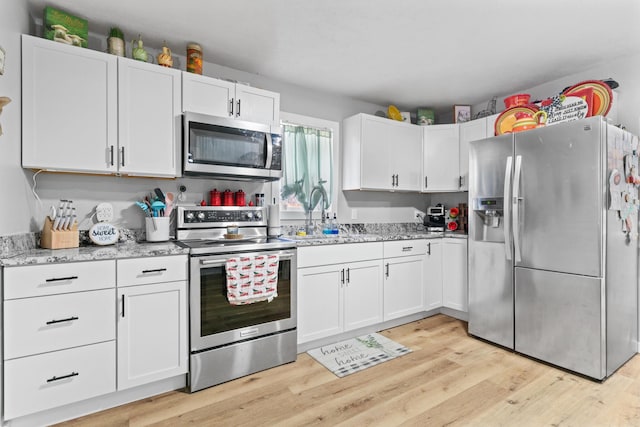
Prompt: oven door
<box><xmin>190</xmin><ymin>248</ymin><xmax>296</xmax><ymax>352</ymax></box>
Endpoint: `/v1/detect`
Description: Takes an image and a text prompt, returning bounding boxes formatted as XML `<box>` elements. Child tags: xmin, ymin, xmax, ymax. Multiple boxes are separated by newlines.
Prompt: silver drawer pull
<box><xmin>45</xmin><ymin>276</ymin><xmax>78</xmax><ymax>282</ymax></box>
<box><xmin>46</xmin><ymin>316</ymin><xmax>79</xmax><ymax>325</ymax></box>
<box><xmin>141</xmin><ymin>268</ymin><xmax>167</xmax><ymax>274</ymax></box>
<box><xmin>402</xmin><ymin>246</ymin><xmax>413</xmax><ymax>252</ymax></box>
<box><xmin>46</xmin><ymin>372</ymin><xmax>79</xmax><ymax>383</ymax></box>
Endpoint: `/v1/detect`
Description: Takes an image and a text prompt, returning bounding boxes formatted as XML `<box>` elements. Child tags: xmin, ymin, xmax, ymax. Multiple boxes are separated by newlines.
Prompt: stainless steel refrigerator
<box><xmin>468</xmin><ymin>116</ymin><xmax>638</xmax><ymax>380</ymax></box>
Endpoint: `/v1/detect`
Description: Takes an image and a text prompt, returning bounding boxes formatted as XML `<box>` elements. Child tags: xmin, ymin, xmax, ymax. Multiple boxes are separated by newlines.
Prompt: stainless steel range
<box><xmin>174</xmin><ymin>206</ymin><xmax>297</xmax><ymax>392</ymax></box>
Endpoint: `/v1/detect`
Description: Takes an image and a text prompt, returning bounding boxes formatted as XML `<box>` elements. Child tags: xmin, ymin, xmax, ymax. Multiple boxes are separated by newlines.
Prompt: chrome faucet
<box><xmin>306</xmin><ymin>181</ymin><xmax>328</xmax><ymax>235</ymax></box>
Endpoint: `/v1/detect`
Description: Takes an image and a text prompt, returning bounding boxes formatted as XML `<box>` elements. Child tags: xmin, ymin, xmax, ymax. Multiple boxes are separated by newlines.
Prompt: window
<box><xmin>275</xmin><ymin>112</ymin><xmax>339</xmax><ymax>220</ymax></box>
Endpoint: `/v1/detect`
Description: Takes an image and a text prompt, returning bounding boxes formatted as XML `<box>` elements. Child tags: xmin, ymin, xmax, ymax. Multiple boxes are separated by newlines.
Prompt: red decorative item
<box><xmin>209</xmin><ymin>189</ymin><xmax>221</xmax><ymax>206</ymax></box>
<box><xmin>504</xmin><ymin>93</ymin><xmax>531</xmax><ymax>109</ymax></box>
<box><xmin>222</xmin><ymin>189</ymin><xmax>234</xmax><ymax>206</ymax></box>
<box><xmin>234</xmin><ymin>190</ymin><xmax>246</xmax><ymax>206</ymax></box>
<box><xmin>200</xmin><ymin>199</ymin><xmax>207</xmax><ymax>206</ymax></box>
<box><xmin>447</xmin><ymin>221</ymin><xmax>458</xmax><ymax>231</ymax></box>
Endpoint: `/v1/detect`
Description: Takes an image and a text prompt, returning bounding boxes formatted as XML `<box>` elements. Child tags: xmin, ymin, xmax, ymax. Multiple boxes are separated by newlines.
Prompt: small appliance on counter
<box><xmin>425</xmin><ymin>204</ymin><xmax>446</xmax><ymax>231</ymax></box>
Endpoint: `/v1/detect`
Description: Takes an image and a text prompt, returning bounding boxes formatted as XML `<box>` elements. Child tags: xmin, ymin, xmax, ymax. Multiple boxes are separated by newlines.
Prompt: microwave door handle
<box><xmin>265</xmin><ymin>133</ymin><xmax>273</xmax><ymax>169</ymax></box>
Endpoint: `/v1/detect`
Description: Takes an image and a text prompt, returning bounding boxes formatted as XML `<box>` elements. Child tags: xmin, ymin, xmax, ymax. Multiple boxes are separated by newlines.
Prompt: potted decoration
<box><xmin>107</xmin><ymin>27</ymin><xmax>125</xmax><ymax>56</ymax></box>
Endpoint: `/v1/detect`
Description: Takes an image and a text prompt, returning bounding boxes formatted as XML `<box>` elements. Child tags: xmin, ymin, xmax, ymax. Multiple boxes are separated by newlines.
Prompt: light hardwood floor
<box><xmin>57</xmin><ymin>315</ymin><xmax>640</xmax><ymax>426</ymax></box>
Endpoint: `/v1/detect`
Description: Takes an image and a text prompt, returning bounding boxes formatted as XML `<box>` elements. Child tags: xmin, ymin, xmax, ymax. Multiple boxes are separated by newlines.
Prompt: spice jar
<box><xmin>186</xmin><ymin>43</ymin><xmax>202</xmax><ymax>74</ymax></box>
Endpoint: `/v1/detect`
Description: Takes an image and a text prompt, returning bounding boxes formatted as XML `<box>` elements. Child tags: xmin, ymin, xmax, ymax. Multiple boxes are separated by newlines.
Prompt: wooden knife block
<box><xmin>40</xmin><ymin>217</ymin><xmax>79</xmax><ymax>249</ymax></box>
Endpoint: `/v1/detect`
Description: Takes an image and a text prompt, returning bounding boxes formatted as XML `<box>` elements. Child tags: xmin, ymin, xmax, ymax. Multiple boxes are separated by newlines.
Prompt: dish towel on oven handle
<box><xmin>226</xmin><ymin>254</ymin><xmax>279</xmax><ymax>305</ymax></box>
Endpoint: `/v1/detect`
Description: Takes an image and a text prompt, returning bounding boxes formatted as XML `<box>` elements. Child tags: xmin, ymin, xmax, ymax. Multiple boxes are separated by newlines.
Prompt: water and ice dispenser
<box><xmin>471</xmin><ymin>197</ymin><xmax>505</xmax><ymax>242</ymax></box>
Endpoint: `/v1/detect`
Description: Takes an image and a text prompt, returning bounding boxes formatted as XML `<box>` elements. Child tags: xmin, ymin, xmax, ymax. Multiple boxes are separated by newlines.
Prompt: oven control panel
<box><xmin>177</xmin><ymin>206</ymin><xmax>266</xmax><ymax>228</ymax></box>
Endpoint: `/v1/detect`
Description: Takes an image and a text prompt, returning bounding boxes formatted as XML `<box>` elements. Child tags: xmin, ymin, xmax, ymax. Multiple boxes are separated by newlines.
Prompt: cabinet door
<box><xmin>118</xmin><ymin>57</ymin><xmax>181</xmax><ymax>177</ymax></box>
<box><xmin>117</xmin><ymin>281</ymin><xmax>188</xmax><ymax>390</ymax></box>
<box><xmin>383</xmin><ymin>255</ymin><xmax>425</xmax><ymax>320</ymax></box>
<box><xmin>297</xmin><ymin>265</ymin><xmax>343</xmax><ymax>343</ymax></box>
<box><xmin>442</xmin><ymin>239</ymin><xmax>468</xmax><ymax>312</ymax></box>
<box><xmin>391</xmin><ymin>124</ymin><xmax>423</xmax><ymax>191</ymax></box>
<box><xmin>424</xmin><ymin>240</ymin><xmax>443</xmax><ymax>311</ymax></box>
<box><xmin>235</xmin><ymin>84</ymin><xmax>280</xmax><ymax>127</ymax></box>
<box><xmin>360</xmin><ymin>115</ymin><xmax>394</xmax><ymax>190</ymax></box>
<box><xmin>459</xmin><ymin>119</ymin><xmax>488</xmax><ymax>191</ymax></box>
<box><xmin>423</xmin><ymin>124</ymin><xmax>460</xmax><ymax>192</ymax></box>
<box><xmin>343</xmin><ymin>260</ymin><xmax>383</xmax><ymax>331</ymax></box>
<box><xmin>22</xmin><ymin>35</ymin><xmax>117</xmax><ymax>173</ymax></box>
<box><xmin>182</xmin><ymin>73</ymin><xmax>234</xmax><ymax>117</ymax></box>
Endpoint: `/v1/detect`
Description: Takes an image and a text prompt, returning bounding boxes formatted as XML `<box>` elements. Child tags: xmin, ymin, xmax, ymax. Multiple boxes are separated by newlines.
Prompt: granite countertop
<box><xmin>0</xmin><ymin>241</ymin><xmax>189</xmax><ymax>267</ymax></box>
<box><xmin>281</xmin><ymin>231</ymin><xmax>467</xmax><ymax>246</ymax></box>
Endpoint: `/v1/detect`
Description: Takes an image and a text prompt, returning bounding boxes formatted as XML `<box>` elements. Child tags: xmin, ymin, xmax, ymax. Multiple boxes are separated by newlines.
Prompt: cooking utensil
<box><xmin>164</xmin><ymin>192</ymin><xmax>175</xmax><ymax>217</ymax></box>
<box><xmin>151</xmin><ymin>200</ymin><xmax>166</xmax><ymax>217</ymax></box>
<box><xmin>154</xmin><ymin>187</ymin><xmax>166</xmax><ymax>203</ymax></box>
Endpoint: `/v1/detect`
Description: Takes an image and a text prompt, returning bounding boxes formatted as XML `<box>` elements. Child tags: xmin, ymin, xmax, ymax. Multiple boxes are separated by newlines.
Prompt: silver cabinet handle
<box><xmin>141</xmin><ymin>268</ymin><xmax>167</xmax><ymax>274</ymax></box>
<box><xmin>236</xmin><ymin>99</ymin><xmax>241</xmax><ymax>117</ymax></box>
<box><xmin>425</xmin><ymin>176</ymin><xmax>428</xmax><ymax>188</ymax></box>
<box><xmin>45</xmin><ymin>276</ymin><xmax>78</xmax><ymax>282</ymax></box>
<box><xmin>396</xmin><ymin>174</ymin><xmax>399</xmax><ymax>187</ymax></box>
<box><xmin>459</xmin><ymin>176</ymin><xmax>463</xmax><ymax>188</ymax></box>
<box><xmin>109</xmin><ymin>146</ymin><xmax>114</xmax><ymax>166</ymax></box>
<box><xmin>402</xmin><ymin>246</ymin><xmax>413</xmax><ymax>252</ymax></box>
<box><xmin>385</xmin><ymin>263</ymin><xmax>389</xmax><ymax>278</ymax></box>
<box><xmin>391</xmin><ymin>175</ymin><xmax>395</xmax><ymax>187</ymax></box>
<box><xmin>427</xmin><ymin>242</ymin><xmax>431</xmax><ymax>255</ymax></box>
<box><xmin>229</xmin><ymin>98</ymin><xmax>234</xmax><ymax>116</ymax></box>
<box><xmin>120</xmin><ymin>147</ymin><xmax>125</xmax><ymax>167</ymax></box>
<box><xmin>341</xmin><ymin>268</ymin><xmax>345</xmax><ymax>285</ymax></box>
<box><xmin>346</xmin><ymin>268</ymin><xmax>350</xmax><ymax>284</ymax></box>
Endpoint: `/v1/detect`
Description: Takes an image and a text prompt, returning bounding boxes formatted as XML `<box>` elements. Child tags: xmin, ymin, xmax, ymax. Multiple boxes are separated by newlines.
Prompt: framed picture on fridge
<box><xmin>454</xmin><ymin>105</ymin><xmax>471</xmax><ymax>123</ymax></box>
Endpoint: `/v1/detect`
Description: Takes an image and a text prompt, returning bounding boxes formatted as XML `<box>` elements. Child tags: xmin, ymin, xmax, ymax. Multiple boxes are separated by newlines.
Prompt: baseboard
<box><xmin>3</xmin><ymin>375</ymin><xmax>186</xmax><ymax>427</ymax></box>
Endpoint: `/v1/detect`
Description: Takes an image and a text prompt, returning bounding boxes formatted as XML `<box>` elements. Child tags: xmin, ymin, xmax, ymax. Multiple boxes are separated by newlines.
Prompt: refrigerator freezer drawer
<box><xmin>515</xmin><ymin>267</ymin><xmax>604</xmax><ymax>379</ymax></box>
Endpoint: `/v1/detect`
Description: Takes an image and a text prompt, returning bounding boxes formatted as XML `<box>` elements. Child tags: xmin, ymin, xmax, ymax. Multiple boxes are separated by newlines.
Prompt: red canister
<box><xmin>222</xmin><ymin>189</ymin><xmax>234</xmax><ymax>206</ymax></box>
<box><xmin>235</xmin><ymin>190</ymin><xmax>246</xmax><ymax>206</ymax></box>
<box><xmin>209</xmin><ymin>189</ymin><xmax>221</xmax><ymax>206</ymax></box>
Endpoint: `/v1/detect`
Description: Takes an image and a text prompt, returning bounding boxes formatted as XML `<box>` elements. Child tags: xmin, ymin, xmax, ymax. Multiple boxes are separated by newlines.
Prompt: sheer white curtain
<box><xmin>280</xmin><ymin>124</ymin><xmax>333</xmax><ymax>213</ymax></box>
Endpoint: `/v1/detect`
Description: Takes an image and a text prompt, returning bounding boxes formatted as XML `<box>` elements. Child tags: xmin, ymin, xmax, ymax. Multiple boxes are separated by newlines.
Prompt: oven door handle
<box><xmin>200</xmin><ymin>252</ymin><xmax>295</xmax><ymax>266</ymax></box>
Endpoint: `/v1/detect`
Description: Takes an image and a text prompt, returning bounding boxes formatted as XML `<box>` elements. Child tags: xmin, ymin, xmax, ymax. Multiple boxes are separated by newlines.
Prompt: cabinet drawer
<box><xmin>298</xmin><ymin>242</ymin><xmax>383</xmax><ymax>268</ymax></box>
<box><xmin>384</xmin><ymin>239</ymin><xmax>428</xmax><ymax>258</ymax></box>
<box><xmin>4</xmin><ymin>341</ymin><xmax>116</xmax><ymax>420</ymax></box>
<box><xmin>3</xmin><ymin>260</ymin><xmax>115</xmax><ymax>300</ymax></box>
<box><xmin>4</xmin><ymin>289</ymin><xmax>115</xmax><ymax>360</ymax></box>
<box><xmin>117</xmin><ymin>255</ymin><xmax>187</xmax><ymax>287</ymax></box>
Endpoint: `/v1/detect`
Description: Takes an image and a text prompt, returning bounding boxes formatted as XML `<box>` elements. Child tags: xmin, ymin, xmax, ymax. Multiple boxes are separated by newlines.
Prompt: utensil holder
<box><xmin>40</xmin><ymin>217</ymin><xmax>79</xmax><ymax>249</ymax></box>
<box><xmin>146</xmin><ymin>217</ymin><xmax>170</xmax><ymax>242</ymax></box>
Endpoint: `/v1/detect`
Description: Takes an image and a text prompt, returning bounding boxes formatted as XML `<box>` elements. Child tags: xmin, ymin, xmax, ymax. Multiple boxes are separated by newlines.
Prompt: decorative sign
<box><xmin>89</xmin><ymin>222</ymin><xmax>119</xmax><ymax>245</ymax></box>
<box><xmin>545</xmin><ymin>96</ymin><xmax>589</xmax><ymax>125</ymax></box>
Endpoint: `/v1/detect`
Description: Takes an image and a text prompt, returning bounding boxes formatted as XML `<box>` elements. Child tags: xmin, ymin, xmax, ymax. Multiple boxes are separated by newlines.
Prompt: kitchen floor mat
<box><xmin>307</xmin><ymin>332</ymin><xmax>411</xmax><ymax>378</ymax></box>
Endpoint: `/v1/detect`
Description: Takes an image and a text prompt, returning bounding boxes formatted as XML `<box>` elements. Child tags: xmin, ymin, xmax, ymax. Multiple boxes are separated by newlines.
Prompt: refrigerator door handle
<box><xmin>503</xmin><ymin>156</ymin><xmax>513</xmax><ymax>261</ymax></box>
<box><xmin>513</xmin><ymin>155</ymin><xmax>523</xmax><ymax>263</ymax></box>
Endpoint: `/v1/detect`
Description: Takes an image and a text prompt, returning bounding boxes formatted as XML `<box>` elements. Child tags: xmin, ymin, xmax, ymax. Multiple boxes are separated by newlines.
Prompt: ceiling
<box><xmin>26</xmin><ymin>0</ymin><xmax>640</xmax><ymax>111</ymax></box>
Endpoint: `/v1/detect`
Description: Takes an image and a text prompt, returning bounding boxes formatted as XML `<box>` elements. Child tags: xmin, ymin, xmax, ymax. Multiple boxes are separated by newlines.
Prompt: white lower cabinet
<box><xmin>116</xmin><ymin>256</ymin><xmax>188</xmax><ymax>390</ymax></box>
<box><xmin>442</xmin><ymin>238</ymin><xmax>468</xmax><ymax>312</ymax></box>
<box><xmin>2</xmin><ymin>260</ymin><xmax>117</xmax><ymax>420</ymax></box>
<box><xmin>4</xmin><ymin>342</ymin><xmax>116</xmax><ymax>420</ymax></box>
<box><xmin>383</xmin><ymin>240</ymin><xmax>426</xmax><ymax>321</ymax></box>
<box><xmin>424</xmin><ymin>240</ymin><xmax>444</xmax><ymax>311</ymax></box>
<box><xmin>297</xmin><ymin>243</ymin><xmax>384</xmax><ymax>344</ymax></box>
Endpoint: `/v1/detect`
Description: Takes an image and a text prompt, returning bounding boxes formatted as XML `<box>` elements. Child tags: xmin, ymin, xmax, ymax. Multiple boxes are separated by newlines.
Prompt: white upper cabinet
<box><xmin>118</xmin><ymin>57</ymin><xmax>181</xmax><ymax>177</ymax></box>
<box><xmin>343</xmin><ymin>113</ymin><xmax>422</xmax><ymax>192</ymax></box>
<box><xmin>22</xmin><ymin>35</ymin><xmax>118</xmax><ymax>174</ymax></box>
<box><xmin>458</xmin><ymin>118</ymin><xmax>488</xmax><ymax>191</ymax></box>
<box><xmin>22</xmin><ymin>35</ymin><xmax>181</xmax><ymax>177</ymax></box>
<box><xmin>182</xmin><ymin>73</ymin><xmax>280</xmax><ymax>129</ymax></box>
<box><xmin>422</xmin><ymin>124</ymin><xmax>460</xmax><ymax>192</ymax></box>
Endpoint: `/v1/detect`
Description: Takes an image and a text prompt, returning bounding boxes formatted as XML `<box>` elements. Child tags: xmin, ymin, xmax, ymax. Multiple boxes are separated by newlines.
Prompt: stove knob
<box><xmin>185</xmin><ymin>212</ymin><xmax>195</xmax><ymax>221</ymax></box>
<box><xmin>245</xmin><ymin>212</ymin><xmax>254</xmax><ymax>220</ymax></box>
<box><xmin>254</xmin><ymin>211</ymin><xmax>263</xmax><ymax>220</ymax></box>
<box><xmin>197</xmin><ymin>212</ymin><xmax>206</xmax><ymax>221</ymax></box>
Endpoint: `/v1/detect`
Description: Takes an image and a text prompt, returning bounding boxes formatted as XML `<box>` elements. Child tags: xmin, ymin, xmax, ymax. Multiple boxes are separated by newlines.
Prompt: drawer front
<box><xmin>298</xmin><ymin>242</ymin><xmax>383</xmax><ymax>268</ymax></box>
<box><xmin>4</xmin><ymin>260</ymin><xmax>116</xmax><ymax>300</ymax></box>
<box><xmin>384</xmin><ymin>239</ymin><xmax>428</xmax><ymax>258</ymax></box>
<box><xmin>4</xmin><ymin>341</ymin><xmax>116</xmax><ymax>420</ymax></box>
<box><xmin>117</xmin><ymin>255</ymin><xmax>187</xmax><ymax>287</ymax></box>
<box><xmin>4</xmin><ymin>289</ymin><xmax>115</xmax><ymax>359</ymax></box>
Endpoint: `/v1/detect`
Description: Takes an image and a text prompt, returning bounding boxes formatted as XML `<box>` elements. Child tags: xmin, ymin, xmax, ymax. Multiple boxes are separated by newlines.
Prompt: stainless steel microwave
<box><xmin>183</xmin><ymin>112</ymin><xmax>283</xmax><ymax>181</ymax></box>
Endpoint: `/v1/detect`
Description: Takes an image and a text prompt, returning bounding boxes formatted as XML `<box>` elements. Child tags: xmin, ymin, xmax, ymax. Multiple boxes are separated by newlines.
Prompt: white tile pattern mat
<box><xmin>307</xmin><ymin>332</ymin><xmax>411</xmax><ymax>377</ymax></box>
